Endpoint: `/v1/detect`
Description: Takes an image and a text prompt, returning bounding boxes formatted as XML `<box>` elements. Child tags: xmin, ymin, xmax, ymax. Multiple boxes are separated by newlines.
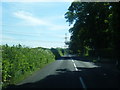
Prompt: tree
<box><xmin>65</xmin><ymin>1</ymin><xmax>119</xmax><ymax>59</ymax></box>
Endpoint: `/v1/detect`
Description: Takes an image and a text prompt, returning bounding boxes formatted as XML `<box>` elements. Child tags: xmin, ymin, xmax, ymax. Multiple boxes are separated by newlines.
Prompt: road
<box><xmin>6</xmin><ymin>56</ymin><xmax>119</xmax><ymax>89</ymax></box>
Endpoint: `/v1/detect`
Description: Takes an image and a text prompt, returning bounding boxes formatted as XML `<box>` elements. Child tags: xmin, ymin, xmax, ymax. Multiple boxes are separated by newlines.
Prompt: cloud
<box><xmin>13</xmin><ymin>10</ymin><xmax>51</xmax><ymax>26</ymax></box>
<box><xmin>49</xmin><ymin>25</ymin><xmax>69</xmax><ymax>31</ymax></box>
<box><xmin>2</xmin><ymin>35</ymin><xmax>65</xmax><ymax>48</ymax></box>
<box><xmin>13</xmin><ymin>10</ymin><xmax>70</xmax><ymax>31</ymax></box>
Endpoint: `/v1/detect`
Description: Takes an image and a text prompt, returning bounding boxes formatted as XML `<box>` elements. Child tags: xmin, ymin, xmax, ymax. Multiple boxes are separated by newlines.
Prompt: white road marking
<box><xmin>73</xmin><ymin>63</ymin><xmax>76</xmax><ymax>67</ymax></box>
<box><xmin>71</xmin><ymin>59</ymin><xmax>78</xmax><ymax>71</ymax></box>
<box><xmin>79</xmin><ymin>77</ymin><xmax>87</xmax><ymax>90</ymax></box>
<box><xmin>73</xmin><ymin>63</ymin><xmax>78</xmax><ymax>71</ymax></box>
<box><xmin>72</xmin><ymin>60</ymin><xmax>74</xmax><ymax>63</ymax></box>
<box><xmin>72</xmin><ymin>59</ymin><xmax>87</xmax><ymax>89</ymax></box>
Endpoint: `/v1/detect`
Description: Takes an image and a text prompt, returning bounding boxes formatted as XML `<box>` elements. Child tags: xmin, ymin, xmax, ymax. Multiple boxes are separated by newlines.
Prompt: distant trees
<box><xmin>51</xmin><ymin>48</ymin><xmax>66</xmax><ymax>59</ymax></box>
<box><xmin>65</xmin><ymin>2</ymin><xmax>120</xmax><ymax>61</ymax></box>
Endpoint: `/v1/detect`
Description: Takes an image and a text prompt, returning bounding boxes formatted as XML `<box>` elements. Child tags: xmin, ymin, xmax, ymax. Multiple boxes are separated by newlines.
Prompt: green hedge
<box><xmin>2</xmin><ymin>44</ymin><xmax>55</xmax><ymax>88</ymax></box>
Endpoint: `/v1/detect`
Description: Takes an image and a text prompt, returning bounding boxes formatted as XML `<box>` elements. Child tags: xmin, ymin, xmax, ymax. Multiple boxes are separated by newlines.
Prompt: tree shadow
<box><xmin>4</xmin><ymin>66</ymin><xmax>119</xmax><ymax>89</ymax></box>
<box><xmin>57</xmin><ymin>57</ymin><xmax>72</xmax><ymax>60</ymax></box>
<box><xmin>5</xmin><ymin>69</ymin><xmax>82</xmax><ymax>89</ymax></box>
<box><xmin>4</xmin><ymin>56</ymin><xmax>120</xmax><ymax>89</ymax></box>
<box><xmin>76</xmin><ymin>66</ymin><xmax>120</xmax><ymax>88</ymax></box>
<box><xmin>57</xmin><ymin>56</ymin><xmax>91</xmax><ymax>62</ymax></box>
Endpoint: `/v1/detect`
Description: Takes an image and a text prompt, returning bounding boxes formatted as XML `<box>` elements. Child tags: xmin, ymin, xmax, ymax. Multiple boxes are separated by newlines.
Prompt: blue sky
<box><xmin>1</xmin><ymin>1</ymin><xmax>73</xmax><ymax>48</ymax></box>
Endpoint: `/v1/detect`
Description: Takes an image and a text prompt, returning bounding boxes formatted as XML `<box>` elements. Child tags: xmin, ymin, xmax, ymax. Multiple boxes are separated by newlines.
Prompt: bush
<box><xmin>2</xmin><ymin>44</ymin><xmax>55</xmax><ymax>88</ymax></box>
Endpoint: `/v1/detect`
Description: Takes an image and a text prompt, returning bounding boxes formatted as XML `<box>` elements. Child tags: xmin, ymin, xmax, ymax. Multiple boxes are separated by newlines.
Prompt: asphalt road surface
<box><xmin>6</xmin><ymin>56</ymin><xmax>120</xmax><ymax>89</ymax></box>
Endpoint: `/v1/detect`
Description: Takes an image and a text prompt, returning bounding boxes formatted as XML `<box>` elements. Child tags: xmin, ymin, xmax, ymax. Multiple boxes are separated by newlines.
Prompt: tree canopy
<box><xmin>65</xmin><ymin>2</ymin><xmax>120</xmax><ymax>59</ymax></box>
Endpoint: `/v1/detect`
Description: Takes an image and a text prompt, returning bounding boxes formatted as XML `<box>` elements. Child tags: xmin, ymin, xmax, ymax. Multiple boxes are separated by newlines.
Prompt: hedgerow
<box><xmin>2</xmin><ymin>44</ymin><xmax>55</xmax><ymax>88</ymax></box>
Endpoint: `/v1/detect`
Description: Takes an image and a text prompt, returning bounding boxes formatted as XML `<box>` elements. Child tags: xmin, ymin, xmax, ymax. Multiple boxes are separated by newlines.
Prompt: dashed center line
<box><xmin>72</xmin><ymin>60</ymin><xmax>78</xmax><ymax>71</ymax></box>
<box><xmin>79</xmin><ymin>77</ymin><xmax>87</xmax><ymax>90</ymax></box>
<box><xmin>72</xmin><ymin>59</ymin><xmax>74</xmax><ymax>63</ymax></box>
<box><xmin>72</xmin><ymin>59</ymin><xmax>87</xmax><ymax>89</ymax></box>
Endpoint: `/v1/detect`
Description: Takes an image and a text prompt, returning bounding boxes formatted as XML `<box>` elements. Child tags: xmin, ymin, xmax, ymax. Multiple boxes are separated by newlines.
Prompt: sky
<box><xmin>1</xmin><ymin>1</ymin><xmax>74</xmax><ymax>48</ymax></box>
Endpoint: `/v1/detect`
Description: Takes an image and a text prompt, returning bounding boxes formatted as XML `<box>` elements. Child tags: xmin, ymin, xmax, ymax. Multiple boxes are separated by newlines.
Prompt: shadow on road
<box><xmin>4</xmin><ymin>56</ymin><xmax>120</xmax><ymax>89</ymax></box>
<box><xmin>5</xmin><ymin>67</ymin><xmax>119</xmax><ymax>89</ymax></box>
<box><xmin>5</xmin><ymin>69</ymin><xmax>82</xmax><ymax>89</ymax></box>
<box><xmin>57</xmin><ymin>56</ymin><xmax>90</xmax><ymax>62</ymax></box>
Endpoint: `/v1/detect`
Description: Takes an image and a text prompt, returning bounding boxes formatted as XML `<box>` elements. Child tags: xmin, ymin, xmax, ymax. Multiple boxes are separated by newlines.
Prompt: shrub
<box><xmin>2</xmin><ymin>44</ymin><xmax>55</xmax><ymax>88</ymax></box>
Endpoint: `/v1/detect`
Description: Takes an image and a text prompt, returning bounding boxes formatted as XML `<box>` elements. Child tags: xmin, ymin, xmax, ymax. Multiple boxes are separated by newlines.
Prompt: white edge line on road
<box><xmin>79</xmin><ymin>77</ymin><xmax>87</xmax><ymax>90</ymax></box>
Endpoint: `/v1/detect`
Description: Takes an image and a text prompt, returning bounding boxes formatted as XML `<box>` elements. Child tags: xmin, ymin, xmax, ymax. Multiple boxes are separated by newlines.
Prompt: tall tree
<box><xmin>65</xmin><ymin>1</ymin><xmax>119</xmax><ymax>58</ymax></box>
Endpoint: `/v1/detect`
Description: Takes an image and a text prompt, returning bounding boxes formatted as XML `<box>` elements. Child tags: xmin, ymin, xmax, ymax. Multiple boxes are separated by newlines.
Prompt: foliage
<box><xmin>65</xmin><ymin>2</ymin><xmax>120</xmax><ymax>61</ymax></box>
<box><xmin>2</xmin><ymin>44</ymin><xmax>55</xmax><ymax>88</ymax></box>
<box><xmin>0</xmin><ymin>45</ymin><xmax>2</xmax><ymax>89</ymax></box>
<box><xmin>50</xmin><ymin>48</ymin><xmax>66</xmax><ymax>59</ymax></box>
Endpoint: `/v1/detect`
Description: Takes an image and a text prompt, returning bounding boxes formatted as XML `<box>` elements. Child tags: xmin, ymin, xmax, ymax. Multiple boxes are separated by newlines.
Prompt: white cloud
<box><xmin>0</xmin><ymin>3</ymin><xmax>2</xmax><ymax>44</ymax></box>
<box><xmin>13</xmin><ymin>11</ymin><xmax>51</xmax><ymax>26</ymax></box>
<box><xmin>2</xmin><ymin>35</ymin><xmax>21</xmax><ymax>46</ymax></box>
<box><xmin>2</xmin><ymin>35</ymin><xmax>65</xmax><ymax>48</ymax></box>
<box><xmin>13</xmin><ymin>10</ymin><xmax>70</xmax><ymax>31</ymax></box>
<box><xmin>49</xmin><ymin>25</ymin><xmax>69</xmax><ymax>31</ymax></box>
